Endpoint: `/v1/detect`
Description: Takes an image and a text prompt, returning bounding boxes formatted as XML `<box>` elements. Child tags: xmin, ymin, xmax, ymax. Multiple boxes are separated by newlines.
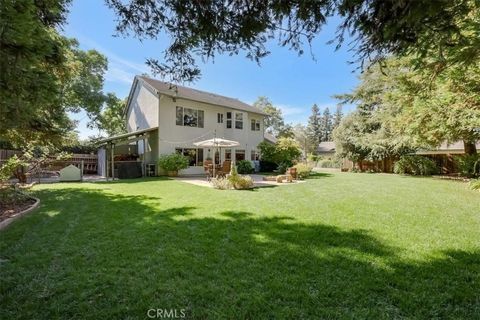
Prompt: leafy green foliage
<box><xmin>394</xmin><ymin>156</ymin><xmax>439</xmax><ymax>176</ymax></box>
<box><xmin>0</xmin><ymin>0</ymin><xmax>109</xmax><ymax>148</ymax></box>
<box><xmin>227</xmin><ymin>165</ymin><xmax>254</xmax><ymax>189</ymax></box>
<box><xmin>306</xmin><ymin>104</ymin><xmax>322</xmax><ymax>148</ymax></box>
<box><xmin>259</xmin><ymin>138</ymin><xmax>302</xmax><ymax>169</ymax></box>
<box><xmin>0</xmin><ymin>156</ymin><xmax>25</xmax><ymax>184</ymax></box>
<box><xmin>89</xmin><ymin>93</ymin><xmax>127</xmax><ymax>137</ymax></box>
<box><xmin>253</xmin><ymin>97</ymin><xmax>285</xmax><ymax>138</ymax></box>
<box><xmin>454</xmin><ymin>154</ymin><xmax>480</xmax><ymax>178</ymax></box>
<box><xmin>274</xmin><ymin>138</ymin><xmax>302</xmax><ymax>166</ymax></box>
<box><xmin>236</xmin><ymin>160</ymin><xmax>253</xmax><ymax>174</ymax></box>
<box><xmin>106</xmin><ymin>0</ymin><xmax>479</xmax><ymax>82</ymax></box>
<box><xmin>469</xmin><ymin>179</ymin><xmax>480</xmax><ymax>192</ymax></box>
<box><xmin>292</xmin><ymin>163</ymin><xmax>312</xmax><ymax>179</ymax></box>
<box><xmin>317</xmin><ymin>159</ymin><xmax>341</xmax><ymax>169</ymax></box>
<box><xmin>157</xmin><ymin>154</ymin><xmax>189</xmax><ymax>173</ymax></box>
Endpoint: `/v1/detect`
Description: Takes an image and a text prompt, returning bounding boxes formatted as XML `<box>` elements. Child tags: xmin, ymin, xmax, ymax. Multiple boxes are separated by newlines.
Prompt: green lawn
<box><xmin>1</xmin><ymin>173</ymin><xmax>479</xmax><ymax>319</ymax></box>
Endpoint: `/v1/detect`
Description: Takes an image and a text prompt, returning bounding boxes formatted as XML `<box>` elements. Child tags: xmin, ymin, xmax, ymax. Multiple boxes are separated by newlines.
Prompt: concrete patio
<box><xmin>173</xmin><ymin>174</ymin><xmax>305</xmax><ymax>188</ymax></box>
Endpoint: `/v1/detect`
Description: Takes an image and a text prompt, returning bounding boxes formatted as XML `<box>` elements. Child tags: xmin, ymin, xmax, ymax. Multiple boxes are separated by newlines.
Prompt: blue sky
<box><xmin>64</xmin><ymin>0</ymin><xmax>359</xmax><ymax>139</ymax></box>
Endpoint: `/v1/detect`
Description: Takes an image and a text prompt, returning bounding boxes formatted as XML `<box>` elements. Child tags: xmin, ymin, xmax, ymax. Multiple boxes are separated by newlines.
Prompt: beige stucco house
<box><xmin>99</xmin><ymin>76</ymin><xmax>267</xmax><ymax>177</ymax></box>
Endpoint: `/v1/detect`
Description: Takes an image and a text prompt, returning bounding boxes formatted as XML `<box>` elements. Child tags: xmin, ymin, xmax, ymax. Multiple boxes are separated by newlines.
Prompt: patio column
<box><xmin>111</xmin><ymin>143</ymin><xmax>115</xmax><ymax>180</ymax></box>
<box><xmin>105</xmin><ymin>145</ymin><xmax>109</xmax><ymax>181</ymax></box>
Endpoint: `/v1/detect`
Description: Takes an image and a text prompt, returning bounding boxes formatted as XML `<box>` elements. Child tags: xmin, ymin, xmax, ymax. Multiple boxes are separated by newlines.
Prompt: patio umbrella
<box><xmin>194</xmin><ymin>138</ymin><xmax>240</xmax><ymax>177</ymax></box>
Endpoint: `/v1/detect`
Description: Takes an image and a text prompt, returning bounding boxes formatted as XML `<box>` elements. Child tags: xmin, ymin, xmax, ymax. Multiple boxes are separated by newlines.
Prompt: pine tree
<box><xmin>322</xmin><ymin>107</ymin><xmax>333</xmax><ymax>141</ymax></box>
<box><xmin>306</xmin><ymin>104</ymin><xmax>322</xmax><ymax>152</ymax></box>
<box><xmin>333</xmin><ymin>104</ymin><xmax>343</xmax><ymax>129</ymax></box>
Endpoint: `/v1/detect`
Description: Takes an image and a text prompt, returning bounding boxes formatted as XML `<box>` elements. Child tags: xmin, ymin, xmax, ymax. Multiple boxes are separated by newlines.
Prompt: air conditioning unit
<box><xmin>146</xmin><ymin>163</ymin><xmax>156</xmax><ymax>177</ymax></box>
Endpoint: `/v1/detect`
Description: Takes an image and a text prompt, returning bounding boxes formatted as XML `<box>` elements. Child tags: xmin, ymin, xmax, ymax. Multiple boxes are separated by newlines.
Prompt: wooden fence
<box><xmin>0</xmin><ymin>149</ymin><xmax>98</xmax><ymax>174</ymax></box>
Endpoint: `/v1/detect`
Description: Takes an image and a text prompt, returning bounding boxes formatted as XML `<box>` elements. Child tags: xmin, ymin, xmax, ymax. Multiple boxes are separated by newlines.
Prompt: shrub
<box><xmin>293</xmin><ymin>163</ymin><xmax>312</xmax><ymax>179</ymax></box>
<box><xmin>211</xmin><ymin>177</ymin><xmax>232</xmax><ymax>190</ymax></box>
<box><xmin>317</xmin><ymin>159</ymin><xmax>341</xmax><ymax>168</ymax></box>
<box><xmin>158</xmin><ymin>153</ymin><xmax>189</xmax><ymax>175</ymax></box>
<box><xmin>0</xmin><ymin>155</ymin><xmax>25</xmax><ymax>184</ymax></box>
<box><xmin>469</xmin><ymin>179</ymin><xmax>480</xmax><ymax>192</ymax></box>
<box><xmin>228</xmin><ymin>166</ymin><xmax>254</xmax><ymax>189</ymax></box>
<box><xmin>258</xmin><ymin>138</ymin><xmax>302</xmax><ymax>168</ymax></box>
<box><xmin>237</xmin><ymin>160</ymin><xmax>253</xmax><ymax>174</ymax></box>
<box><xmin>454</xmin><ymin>154</ymin><xmax>480</xmax><ymax>178</ymax></box>
<box><xmin>277</xmin><ymin>162</ymin><xmax>290</xmax><ymax>174</ymax></box>
<box><xmin>234</xmin><ymin>175</ymin><xmax>254</xmax><ymax>189</ymax></box>
<box><xmin>0</xmin><ymin>187</ymin><xmax>30</xmax><ymax>207</ymax></box>
<box><xmin>394</xmin><ymin>155</ymin><xmax>439</xmax><ymax>176</ymax></box>
<box><xmin>259</xmin><ymin>160</ymin><xmax>277</xmax><ymax>172</ymax></box>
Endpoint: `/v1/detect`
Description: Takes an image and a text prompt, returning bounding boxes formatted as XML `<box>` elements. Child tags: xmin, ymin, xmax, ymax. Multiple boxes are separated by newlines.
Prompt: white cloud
<box><xmin>105</xmin><ymin>66</ymin><xmax>136</xmax><ymax>84</ymax></box>
<box><xmin>276</xmin><ymin>104</ymin><xmax>305</xmax><ymax>117</ymax></box>
<box><xmin>69</xmin><ymin>30</ymin><xmax>149</xmax><ymax>84</ymax></box>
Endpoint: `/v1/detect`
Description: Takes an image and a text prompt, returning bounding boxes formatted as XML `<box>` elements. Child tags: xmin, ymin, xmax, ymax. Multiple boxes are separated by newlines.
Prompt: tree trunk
<box><xmin>464</xmin><ymin>140</ymin><xmax>477</xmax><ymax>155</ymax></box>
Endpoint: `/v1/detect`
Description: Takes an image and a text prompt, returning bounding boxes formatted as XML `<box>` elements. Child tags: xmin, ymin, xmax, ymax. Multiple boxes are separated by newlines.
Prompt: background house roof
<box><xmin>416</xmin><ymin>141</ymin><xmax>480</xmax><ymax>155</ymax></box>
<box><xmin>317</xmin><ymin>141</ymin><xmax>336</xmax><ymax>153</ymax></box>
<box><xmin>264</xmin><ymin>133</ymin><xmax>277</xmax><ymax>144</ymax></box>
<box><xmin>138</xmin><ymin>76</ymin><xmax>267</xmax><ymax>116</ymax></box>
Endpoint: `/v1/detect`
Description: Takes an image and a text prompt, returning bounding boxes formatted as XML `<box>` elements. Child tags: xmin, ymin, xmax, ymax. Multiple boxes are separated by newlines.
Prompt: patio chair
<box><xmin>216</xmin><ymin>160</ymin><xmax>231</xmax><ymax>177</ymax></box>
<box><xmin>203</xmin><ymin>160</ymin><xmax>213</xmax><ymax>180</ymax></box>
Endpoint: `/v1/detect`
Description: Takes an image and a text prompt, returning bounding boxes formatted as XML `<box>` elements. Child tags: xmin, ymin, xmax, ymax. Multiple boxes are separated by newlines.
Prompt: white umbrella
<box><xmin>194</xmin><ymin>138</ymin><xmax>240</xmax><ymax>178</ymax></box>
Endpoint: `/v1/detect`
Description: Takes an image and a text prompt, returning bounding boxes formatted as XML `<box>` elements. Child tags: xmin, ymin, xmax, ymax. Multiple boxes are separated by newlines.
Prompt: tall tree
<box><xmin>292</xmin><ymin>123</ymin><xmax>315</xmax><ymax>157</ymax></box>
<box><xmin>106</xmin><ymin>0</ymin><xmax>480</xmax><ymax>82</ymax></box>
<box><xmin>253</xmin><ymin>97</ymin><xmax>285</xmax><ymax>137</ymax></box>
<box><xmin>321</xmin><ymin>107</ymin><xmax>333</xmax><ymax>141</ymax></box>
<box><xmin>306</xmin><ymin>104</ymin><xmax>322</xmax><ymax>151</ymax></box>
<box><xmin>333</xmin><ymin>105</ymin><xmax>343</xmax><ymax>129</ymax></box>
<box><xmin>88</xmin><ymin>94</ymin><xmax>127</xmax><ymax>137</ymax></box>
<box><xmin>0</xmin><ymin>1</ymin><xmax>108</xmax><ymax>148</ymax></box>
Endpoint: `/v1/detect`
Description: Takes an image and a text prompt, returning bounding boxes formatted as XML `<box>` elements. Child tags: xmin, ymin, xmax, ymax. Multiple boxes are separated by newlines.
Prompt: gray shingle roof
<box><xmin>138</xmin><ymin>76</ymin><xmax>266</xmax><ymax>115</ymax></box>
<box><xmin>317</xmin><ymin>141</ymin><xmax>336</xmax><ymax>153</ymax></box>
<box><xmin>416</xmin><ymin>141</ymin><xmax>480</xmax><ymax>154</ymax></box>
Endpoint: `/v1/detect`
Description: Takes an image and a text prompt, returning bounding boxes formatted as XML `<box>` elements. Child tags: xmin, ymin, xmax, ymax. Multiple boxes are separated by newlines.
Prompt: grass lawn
<box><xmin>1</xmin><ymin>172</ymin><xmax>479</xmax><ymax>319</ymax></box>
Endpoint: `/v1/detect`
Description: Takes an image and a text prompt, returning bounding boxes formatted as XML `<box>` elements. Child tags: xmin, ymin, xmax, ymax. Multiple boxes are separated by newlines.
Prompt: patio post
<box><xmin>111</xmin><ymin>143</ymin><xmax>115</xmax><ymax>180</ymax></box>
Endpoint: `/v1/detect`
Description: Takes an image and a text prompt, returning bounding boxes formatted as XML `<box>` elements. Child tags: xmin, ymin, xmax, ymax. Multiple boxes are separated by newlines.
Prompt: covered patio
<box><xmin>97</xmin><ymin>128</ymin><xmax>158</xmax><ymax>180</ymax></box>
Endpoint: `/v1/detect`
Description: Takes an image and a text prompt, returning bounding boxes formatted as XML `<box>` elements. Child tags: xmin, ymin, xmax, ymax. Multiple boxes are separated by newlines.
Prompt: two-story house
<box><xmin>99</xmin><ymin>76</ymin><xmax>268</xmax><ymax>177</ymax></box>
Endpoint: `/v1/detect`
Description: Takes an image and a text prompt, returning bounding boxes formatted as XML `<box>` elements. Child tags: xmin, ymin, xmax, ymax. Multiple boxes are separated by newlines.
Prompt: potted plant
<box><xmin>158</xmin><ymin>153</ymin><xmax>189</xmax><ymax>177</ymax></box>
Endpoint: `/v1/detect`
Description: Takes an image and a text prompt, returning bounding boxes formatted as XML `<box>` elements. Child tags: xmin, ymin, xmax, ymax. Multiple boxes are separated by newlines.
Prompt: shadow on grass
<box><xmin>307</xmin><ymin>172</ymin><xmax>334</xmax><ymax>179</ymax></box>
<box><xmin>1</xmin><ymin>188</ymin><xmax>478</xmax><ymax>319</ymax></box>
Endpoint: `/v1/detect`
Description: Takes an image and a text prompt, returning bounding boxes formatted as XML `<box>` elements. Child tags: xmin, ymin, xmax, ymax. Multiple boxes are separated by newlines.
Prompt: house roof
<box><xmin>264</xmin><ymin>133</ymin><xmax>277</xmax><ymax>144</ymax></box>
<box><xmin>137</xmin><ymin>76</ymin><xmax>267</xmax><ymax>116</ymax></box>
<box><xmin>317</xmin><ymin>141</ymin><xmax>336</xmax><ymax>153</ymax></box>
<box><xmin>415</xmin><ymin>141</ymin><xmax>480</xmax><ymax>155</ymax></box>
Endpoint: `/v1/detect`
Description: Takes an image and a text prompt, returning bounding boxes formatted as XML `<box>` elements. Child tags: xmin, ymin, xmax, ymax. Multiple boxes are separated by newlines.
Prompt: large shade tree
<box><xmin>0</xmin><ymin>0</ymin><xmax>109</xmax><ymax>148</ymax></box>
<box><xmin>106</xmin><ymin>0</ymin><xmax>480</xmax><ymax>82</ymax></box>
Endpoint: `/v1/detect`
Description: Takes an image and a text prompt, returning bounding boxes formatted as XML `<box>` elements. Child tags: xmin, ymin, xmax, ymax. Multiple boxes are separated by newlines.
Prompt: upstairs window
<box><xmin>251</xmin><ymin>119</ymin><xmax>261</xmax><ymax>131</ymax></box>
<box><xmin>217</xmin><ymin>113</ymin><xmax>224</xmax><ymax>123</ymax></box>
<box><xmin>235</xmin><ymin>112</ymin><xmax>243</xmax><ymax>129</ymax></box>
<box><xmin>226</xmin><ymin>112</ymin><xmax>232</xmax><ymax>128</ymax></box>
<box><xmin>176</xmin><ymin>106</ymin><xmax>204</xmax><ymax>128</ymax></box>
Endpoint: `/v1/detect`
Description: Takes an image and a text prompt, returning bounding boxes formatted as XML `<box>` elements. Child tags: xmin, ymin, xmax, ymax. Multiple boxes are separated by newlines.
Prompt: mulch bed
<box><xmin>0</xmin><ymin>196</ymin><xmax>36</xmax><ymax>223</ymax></box>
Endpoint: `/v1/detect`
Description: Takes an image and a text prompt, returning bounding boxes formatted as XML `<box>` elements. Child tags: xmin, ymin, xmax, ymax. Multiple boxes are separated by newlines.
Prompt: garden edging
<box><xmin>0</xmin><ymin>196</ymin><xmax>40</xmax><ymax>231</ymax></box>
